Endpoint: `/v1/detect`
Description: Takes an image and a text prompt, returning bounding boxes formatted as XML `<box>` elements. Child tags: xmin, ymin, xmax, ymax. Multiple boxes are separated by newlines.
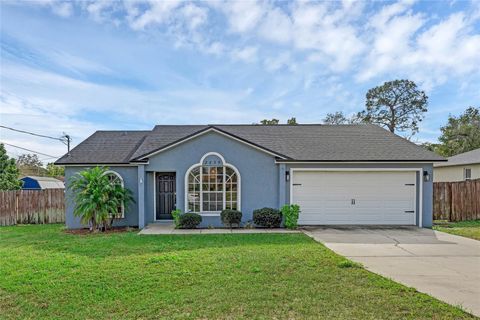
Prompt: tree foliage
<box><xmin>287</xmin><ymin>117</ymin><xmax>297</xmax><ymax>125</ymax></box>
<box><xmin>68</xmin><ymin>166</ymin><xmax>134</xmax><ymax>232</ymax></box>
<box><xmin>0</xmin><ymin>144</ymin><xmax>22</xmax><ymax>190</ymax></box>
<box><xmin>17</xmin><ymin>154</ymin><xmax>43</xmax><ymax>167</ymax></box>
<box><xmin>16</xmin><ymin>154</ymin><xmax>46</xmax><ymax>176</ymax></box>
<box><xmin>260</xmin><ymin>119</ymin><xmax>280</xmax><ymax>125</ymax></box>
<box><xmin>46</xmin><ymin>163</ymin><xmax>65</xmax><ymax>178</ymax></box>
<box><xmin>260</xmin><ymin>117</ymin><xmax>298</xmax><ymax>125</ymax></box>
<box><xmin>323</xmin><ymin>112</ymin><xmax>349</xmax><ymax>124</ymax></box>
<box><xmin>360</xmin><ymin>79</ymin><xmax>428</xmax><ymax>137</ymax></box>
<box><xmin>435</xmin><ymin>107</ymin><xmax>480</xmax><ymax>157</ymax></box>
<box><xmin>322</xmin><ymin>111</ymin><xmax>364</xmax><ymax>125</ymax></box>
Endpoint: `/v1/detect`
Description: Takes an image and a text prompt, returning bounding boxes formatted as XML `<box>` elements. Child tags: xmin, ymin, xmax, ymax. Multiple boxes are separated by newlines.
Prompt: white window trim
<box><xmin>184</xmin><ymin>152</ymin><xmax>241</xmax><ymax>215</ymax></box>
<box><xmin>289</xmin><ymin>168</ymin><xmax>423</xmax><ymax>228</ymax></box>
<box><xmin>102</xmin><ymin>170</ymin><xmax>125</xmax><ymax>219</ymax></box>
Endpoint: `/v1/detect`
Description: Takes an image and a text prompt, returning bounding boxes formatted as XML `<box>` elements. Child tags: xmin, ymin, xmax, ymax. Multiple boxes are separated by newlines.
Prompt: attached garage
<box><xmin>291</xmin><ymin>169</ymin><xmax>419</xmax><ymax>226</ymax></box>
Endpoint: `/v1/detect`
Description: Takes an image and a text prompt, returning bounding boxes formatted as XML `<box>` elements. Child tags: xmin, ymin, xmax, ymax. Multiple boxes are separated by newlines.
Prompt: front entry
<box><xmin>156</xmin><ymin>172</ymin><xmax>176</xmax><ymax>220</ymax></box>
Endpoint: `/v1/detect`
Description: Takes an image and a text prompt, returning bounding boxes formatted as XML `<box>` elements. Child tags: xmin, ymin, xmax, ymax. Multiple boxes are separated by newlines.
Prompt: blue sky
<box><xmin>1</xmin><ymin>0</ymin><xmax>479</xmax><ymax>161</ymax></box>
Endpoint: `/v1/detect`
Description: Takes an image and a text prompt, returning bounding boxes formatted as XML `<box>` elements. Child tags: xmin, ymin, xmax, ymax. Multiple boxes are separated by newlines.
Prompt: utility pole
<box><xmin>61</xmin><ymin>133</ymin><xmax>72</xmax><ymax>156</ymax></box>
<box><xmin>66</xmin><ymin>135</ymin><xmax>71</xmax><ymax>156</ymax></box>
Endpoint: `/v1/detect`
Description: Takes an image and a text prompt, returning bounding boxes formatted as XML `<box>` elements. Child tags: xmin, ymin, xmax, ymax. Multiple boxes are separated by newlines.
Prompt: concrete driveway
<box><xmin>303</xmin><ymin>226</ymin><xmax>480</xmax><ymax>316</ymax></box>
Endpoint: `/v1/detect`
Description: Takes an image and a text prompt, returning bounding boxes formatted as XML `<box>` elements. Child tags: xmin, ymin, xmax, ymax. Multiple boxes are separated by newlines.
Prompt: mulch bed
<box><xmin>64</xmin><ymin>227</ymin><xmax>137</xmax><ymax>235</ymax></box>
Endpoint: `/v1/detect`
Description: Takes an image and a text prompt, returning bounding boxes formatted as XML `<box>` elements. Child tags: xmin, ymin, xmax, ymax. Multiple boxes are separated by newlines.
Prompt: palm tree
<box><xmin>68</xmin><ymin>167</ymin><xmax>134</xmax><ymax>232</ymax></box>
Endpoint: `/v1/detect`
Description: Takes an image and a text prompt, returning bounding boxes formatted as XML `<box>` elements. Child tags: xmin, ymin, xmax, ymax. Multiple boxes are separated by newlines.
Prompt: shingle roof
<box><xmin>434</xmin><ymin>148</ymin><xmax>480</xmax><ymax>167</ymax></box>
<box><xmin>55</xmin><ymin>131</ymin><xmax>149</xmax><ymax>164</ymax></box>
<box><xmin>55</xmin><ymin>124</ymin><xmax>445</xmax><ymax>165</ymax></box>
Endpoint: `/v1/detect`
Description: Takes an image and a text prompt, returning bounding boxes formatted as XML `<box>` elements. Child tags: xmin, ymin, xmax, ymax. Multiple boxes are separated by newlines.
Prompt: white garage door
<box><xmin>292</xmin><ymin>171</ymin><xmax>417</xmax><ymax>225</ymax></box>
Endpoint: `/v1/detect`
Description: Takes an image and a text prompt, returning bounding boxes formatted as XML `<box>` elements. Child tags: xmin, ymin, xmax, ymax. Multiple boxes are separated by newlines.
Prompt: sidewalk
<box><xmin>138</xmin><ymin>223</ymin><xmax>301</xmax><ymax>235</ymax></box>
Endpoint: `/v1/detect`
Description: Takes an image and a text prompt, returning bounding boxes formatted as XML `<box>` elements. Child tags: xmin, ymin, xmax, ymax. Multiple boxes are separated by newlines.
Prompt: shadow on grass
<box><xmin>0</xmin><ymin>224</ymin><xmax>315</xmax><ymax>259</ymax></box>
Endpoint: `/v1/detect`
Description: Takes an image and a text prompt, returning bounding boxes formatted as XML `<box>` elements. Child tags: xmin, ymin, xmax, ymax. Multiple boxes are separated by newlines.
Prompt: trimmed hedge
<box><xmin>253</xmin><ymin>207</ymin><xmax>282</xmax><ymax>228</ymax></box>
<box><xmin>178</xmin><ymin>213</ymin><xmax>202</xmax><ymax>229</ymax></box>
<box><xmin>282</xmin><ymin>204</ymin><xmax>300</xmax><ymax>229</ymax></box>
<box><xmin>221</xmin><ymin>209</ymin><xmax>242</xmax><ymax>228</ymax></box>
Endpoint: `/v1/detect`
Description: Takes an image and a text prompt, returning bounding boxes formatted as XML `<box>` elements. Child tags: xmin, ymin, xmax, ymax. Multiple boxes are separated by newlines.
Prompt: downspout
<box><xmin>278</xmin><ymin>163</ymin><xmax>286</xmax><ymax>208</ymax></box>
<box><xmin>138</xmin><ymin>164</ymin><xmax>146</xmax><ymax>229</ymax></box>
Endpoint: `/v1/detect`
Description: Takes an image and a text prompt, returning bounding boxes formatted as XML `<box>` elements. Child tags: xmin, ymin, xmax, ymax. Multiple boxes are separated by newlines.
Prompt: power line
<box><xmin>1</xmin><ymin>142</ymin><xmax>60</xmax><ymax>158</ymax></box>
<box><xmin>0</xmin><ymin>125</ymin><xmax>65</xmax><ymax>142</ymax></box>
<box><xmin>0</xmin><ymin>125</ymin><xmax>72</xmax><ymax>155</ymax></box>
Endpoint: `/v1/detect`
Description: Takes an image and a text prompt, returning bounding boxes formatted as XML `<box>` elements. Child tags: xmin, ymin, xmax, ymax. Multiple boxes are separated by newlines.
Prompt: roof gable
<box><xmin>131</xmin><ymin>126</ymin><xmax>289</xmax><ymax>160</ymax></box>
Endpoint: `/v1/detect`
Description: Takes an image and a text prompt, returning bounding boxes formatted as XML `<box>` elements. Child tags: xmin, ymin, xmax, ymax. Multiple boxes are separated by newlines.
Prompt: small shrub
<box><xmin>282</xmin><ymin>204</ymin><xmax>300</xmax><ymax>229</ymax></box>
<box><xmin>171</xmin><ymin>209</ymin><xmax>182</xmax><ymax>228</ymax></box>
<box><xmin>178</xmin><ymin>213</ymin><xmax>202</xmax><ymax>229</ymax></box>
<box><xmin>221</xmin><ymin>209</ymin><xmax>242</xmax><ymax>228</ymax></box>
<box><xmin>244</xmin><ymin>220</ymin><xmax>254</xmax><ymax>229</ymax></box>
<box><xmin>253</xmin><ymin>207</ymin><xmax>282</xmax><ymax>228</ymax></box>
<box><xmin>337</xmin><ymin>260</ymin><xmax>362</xmax><ymax>269</ymax></box>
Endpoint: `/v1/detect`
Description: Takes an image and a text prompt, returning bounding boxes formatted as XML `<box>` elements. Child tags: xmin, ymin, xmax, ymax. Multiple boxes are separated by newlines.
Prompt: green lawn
<box><xmin>434</xmin><ymin>220</ymin><xmax>480</xmax><ymax>241</ymax></box>
<box><xmin>0</xmin><ymin>225</ymin><xmax>475</xmax><ymax>319</ymax></box>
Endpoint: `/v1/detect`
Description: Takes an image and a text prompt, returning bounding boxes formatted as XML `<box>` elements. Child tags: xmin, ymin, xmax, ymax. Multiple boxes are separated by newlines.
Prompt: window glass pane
<box><xmin>195</xmin><ymin>165</ymin><xmax>238</xmax><ymax>213</ymax></box>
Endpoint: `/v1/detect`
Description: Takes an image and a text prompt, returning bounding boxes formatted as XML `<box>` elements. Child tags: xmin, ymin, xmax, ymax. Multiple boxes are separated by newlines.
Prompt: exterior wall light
<box><xmin>423</xmin><ymin>170</ymin><xmax>430</xmax><ymax>182</ymax></box>
<box><xmin>286</xmin><ymin>171</ymin><xmax>290</xmax><ymax>182</ymax></box>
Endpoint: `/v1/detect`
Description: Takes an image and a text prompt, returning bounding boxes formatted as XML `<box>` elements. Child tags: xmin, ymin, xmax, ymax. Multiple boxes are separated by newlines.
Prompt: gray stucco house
<box><xmin>55</xmin><ymin>124</ymin><xmax>445</xmax><ymax>229</ymax></box>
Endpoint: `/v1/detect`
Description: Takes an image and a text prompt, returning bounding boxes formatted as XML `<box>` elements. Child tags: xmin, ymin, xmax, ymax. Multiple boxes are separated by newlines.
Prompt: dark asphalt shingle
<box><xmin>55</xmin><ymin>131</ymin><xmax>149</xmax><ymax>164</ymax></box>
<box><xmin>55</xmin><ymin>124</ymin><xmax>445</xmax><ymax>165</ymax></box>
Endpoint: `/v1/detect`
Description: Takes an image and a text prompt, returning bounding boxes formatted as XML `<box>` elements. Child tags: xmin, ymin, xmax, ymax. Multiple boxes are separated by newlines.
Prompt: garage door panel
<box><xmin>293</xmin><ymin>171</ymin><xmax>416</xmax><ymax>225</ymax></box>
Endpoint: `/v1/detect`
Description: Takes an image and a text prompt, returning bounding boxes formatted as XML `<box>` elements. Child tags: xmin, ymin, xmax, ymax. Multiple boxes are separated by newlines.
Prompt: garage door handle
<box><xmin>404</xmin><ymin>210</ymin><xmax>414</xmax><ymax>213</ymax></box>
<box><xmin>293</xmin><ymin>184</ymin><xmax>302</xmax><ymax>186</ymax></box>
<box><xmin>405</xmin><ymin>184</ymin><xmax>415</xmax><ymax>186</ymax></box>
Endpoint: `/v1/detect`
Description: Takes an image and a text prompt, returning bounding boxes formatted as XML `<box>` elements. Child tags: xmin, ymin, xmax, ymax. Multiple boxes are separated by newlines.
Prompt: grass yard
<box><xmin>434</xmin><ymin>220</ymin><xmax>480</xmax><ymax>241</ymax></box>
<box><xmin>0</xmin><ymin>225</ymin><xmax>475</xmax><ymax>320</ymax></box>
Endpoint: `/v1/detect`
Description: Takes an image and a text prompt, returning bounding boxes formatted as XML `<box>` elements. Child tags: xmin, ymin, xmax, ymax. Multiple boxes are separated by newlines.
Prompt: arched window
<box><xmin>103</xmin><ymin>170</ymin><xmax>125</xmax><ymax>219</ymax></box>
<box><xmin>185</xmin><ymin>153</ymin><xmax>240</xmax><ymax>214</ymax></box>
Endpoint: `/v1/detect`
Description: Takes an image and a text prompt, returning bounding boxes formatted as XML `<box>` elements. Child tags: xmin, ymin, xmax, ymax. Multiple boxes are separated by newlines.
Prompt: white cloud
<box><xmin>180</xmin><ymin>3</ymin><xmax>208</xmax><ymax>31</ymax></box>
<box><xmin>258</xmin><ymin>7</ymin><xmax>293</xmax><ymax>44</ymax></box>
<box><xmin>86</xmin><ymin>1</ymin><xmax>117</xmax><ymax>23</ymax></box>
<box><xmin>231</xmin><ymin>46</ymin><xmax>258</xmax><ymax>63</ymax></box>
<box><xmin>357</xmin><ymin>3</ymin><xmax>480</xmax><ymax>87</ymax></box>
<box><xmin>203</xmin><ymin>41</ymin><xmax>225</xmax><ymax>56</ymax></box>
<box><xmin>128</xmin><ymin>0</ymin><xmax>182</xmax><ymax>30</ymax></box>
<box><xmin>358</xmin><ymin>8</ymin><xmax>424</xmax><ymax>81</ymax></box>
<box><xmin>219</xmin><ymin>1</ymin><xmax>265</xmax><ymax>33</ymax></box>
<box><xmin>49</xmin><ymin>1</ymin><xmax>73</xmax><ymax>18</ymax></box>
<box><xmin>49</xmin><ymin>50</ymin><xmax>113</xmax><ymax>75</ymax></box>
<box><xmin>291</xmin><ymin>1</ymin><xmax>365</xmax><ymax>71</ymax></box>
<box><xmin>263</xmin><ymin>52</ymin><xmax>294</xmax><ymax>72</ymax></box>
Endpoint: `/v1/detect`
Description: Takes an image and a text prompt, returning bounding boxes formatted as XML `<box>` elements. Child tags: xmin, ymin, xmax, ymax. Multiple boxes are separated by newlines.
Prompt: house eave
<box><xmin>275</xmin><ymin>159</ymin><xmax>446</xmax><ymax>164</ymax></box>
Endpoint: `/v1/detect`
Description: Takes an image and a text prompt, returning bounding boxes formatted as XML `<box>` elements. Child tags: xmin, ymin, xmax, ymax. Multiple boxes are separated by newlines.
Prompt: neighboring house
<box><xmin>434</xmin><ymin>148</ymin><xmax>480</xmax><ymax>182</ymax></box>
<box><xmin>20</xmin><ymin>176</ymin><xmax>65</xmax><ymax>190</ymax></box>
<box><xmin>55</xmin><ymin>124</ymin><xmax>445</xmax><ymax>229</ymax></box>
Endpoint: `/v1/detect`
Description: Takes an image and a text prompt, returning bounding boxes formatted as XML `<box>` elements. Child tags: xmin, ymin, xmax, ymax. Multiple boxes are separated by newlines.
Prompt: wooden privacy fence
<box><xmin>0</xmin><ymin>189</ymin><xmax>65</xmax><ymax>226</ymax></box>
<box><xmin>433</xmin><ymin>179</ymin><xmax>480</xmax><ymax>222</ymax></box>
